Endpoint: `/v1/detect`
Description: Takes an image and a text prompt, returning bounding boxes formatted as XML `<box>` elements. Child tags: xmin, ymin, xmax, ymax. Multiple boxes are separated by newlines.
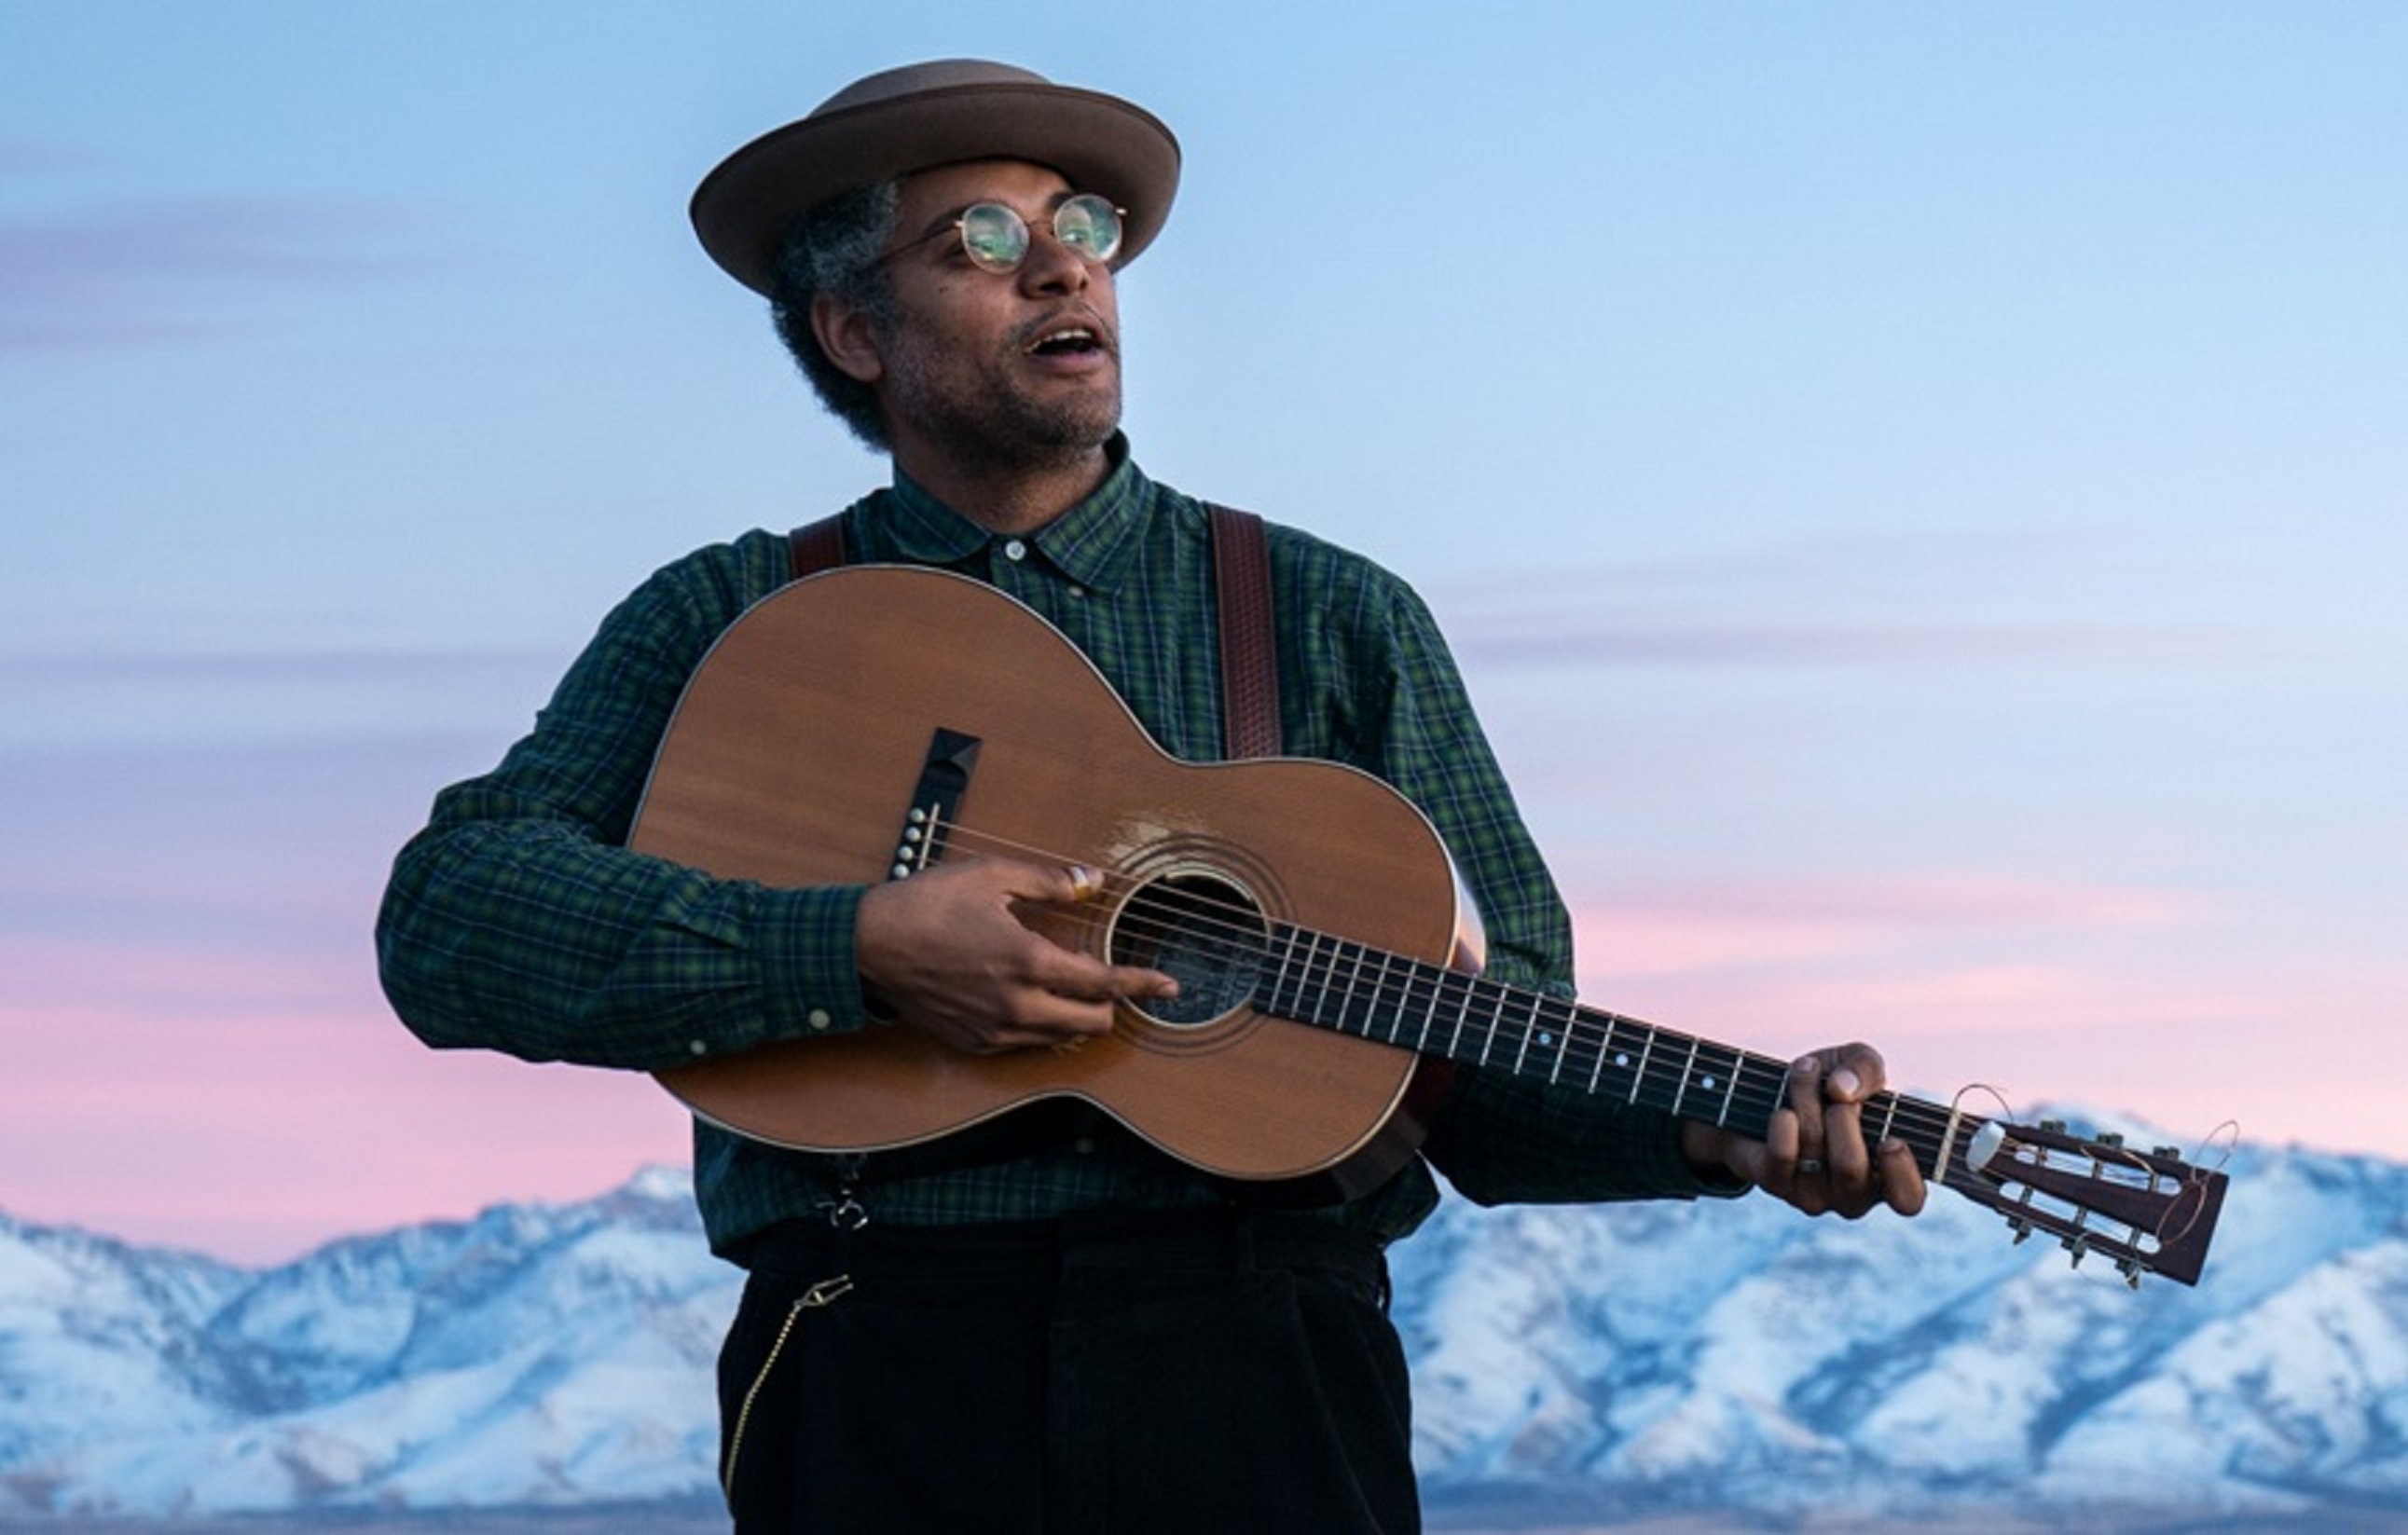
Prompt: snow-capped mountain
<box><xmin>3</xmin><ymin>1140</ymin><xmax>2401</xmax><ymax>1523</ymax></box>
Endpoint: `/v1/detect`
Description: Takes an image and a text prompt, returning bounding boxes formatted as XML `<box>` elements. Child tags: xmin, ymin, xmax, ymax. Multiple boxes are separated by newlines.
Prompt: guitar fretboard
<box><xmin>1254</xmin><ymin>919</ymin><xmax>1987</xmax><ymax>1194</ymax></box>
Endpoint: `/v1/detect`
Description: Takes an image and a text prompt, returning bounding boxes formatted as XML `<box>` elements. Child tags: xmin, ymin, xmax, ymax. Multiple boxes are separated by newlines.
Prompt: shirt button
<box><xmin>686</xmin><ymin>1039</ymin><xmax>708</xmax><ymax>1056</ymax></box>
<box><xmin>807</xmin><ymin>1008</ymin><xmax>832</xmax><ymax>1032</ymax></box>
<box><xmin>1001</xmin><ymin>538</ymin><xmax>1027</xmax><ymax>562</ymax></box>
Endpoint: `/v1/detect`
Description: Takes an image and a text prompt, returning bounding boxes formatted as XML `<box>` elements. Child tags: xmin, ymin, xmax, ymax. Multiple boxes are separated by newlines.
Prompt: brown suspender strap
<box><xmin>1207</xmin><ymin>503</ymin><xmax>1282</xmax><ymax>761</ymax></box>
<box><xmin>788</xmin><ymin>513</ymin><xmax>849</xmax><ymax>580</ymax></box>
<box><xmin>786</xmin><ymin>504</ymin><xmax>1281</xmax><ymax>758</ymax></box>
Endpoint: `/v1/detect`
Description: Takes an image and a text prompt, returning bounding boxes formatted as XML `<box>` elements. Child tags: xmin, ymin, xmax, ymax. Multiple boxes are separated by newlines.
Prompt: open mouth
<box><xmin>1027</xmin><ymin>325</ymin><xmax>1107</xmax><ymax>359</ymax></box>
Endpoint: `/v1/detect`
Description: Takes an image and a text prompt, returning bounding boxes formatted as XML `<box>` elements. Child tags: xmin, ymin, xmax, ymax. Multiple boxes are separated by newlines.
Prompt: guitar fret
<box><xmin>1630</xmin><ymin>1026</ymin><xmax>1657</xmax><ymax>1108</ymax></box>
<box><xmin>1508</xmin><ymin>991</ymin><xmax>1537</xmax><ymax>1076</ymax></box>
<box><xmin>1669</xmin><ymin>1037</ymin><xmax>1702</xmax><ymax>1117</ymax></box>
<box><xmin>1368</xmin><ymin>953</ymin><xmax>1386</xmax><ymax>1048</ymax></box>
<box><xmin>1596</xmin><ymin>1012</ymin><xmax>1643</xmax><ymax>1101</ymax></box>
<box><xmin>1369</xmin><ymin>950</ymin><xmax>1397</xmax><ymax>1043</ymax></box>
<box><xmin>1308</xmin><ymin>933</ymin><xmax>1341</xmax><ymax>1027</ymax></box>
<box><xmin>1410</xmin><ymin>963</ymin><xmax>1441</xmax><ymax>1052</ymax></box>
<box><xmin>1308</xmin><ymin>934</ymin><xmax>1340</xmax><ymax>1032</ymax></box>
<box><xmin>1261</xmin><ymin>925</ymin><xmax>1295</xmax><ymax>1017</ymax></box>
<box><xmin>1936</xmin><ymin>1099</ymin><xmax>1971</xmax><ymax>1188</ymax></box>
<box><xmin>1281</xmin><ymin>924</ymin><xmax>1319</xmax><ymax>1020</ymax></box>
<box><xmin>1400</xmin><ymin>958</ymin><xmax>1433</xmax><ymax>1047</ymax></box>
<box><xmin>1364</xmin><ymin>946</ymin><xmax>1394</xmax><ymax>1039</ymax></box>
<box><xmin>1276</xmin><ymin>927</ymin><xmax>1316</xmax><ymax>1021</ymax></box>
<box><xmin>1429</xmin><ymin>965</ymin><xmax>1458</xmax><ymax>1049</ymax></box>
<box><xmin>1331</xmin><ymin>939</ymin><xmax>1361</xmax><ymax>1035</ymax></box>
<box><xmin>1712</xmin><ymin>1046</ymin><xmax>1741</xmax><ymax>1127</ymax></box>
<box><xmin>1365</xmin><ymin>948</ymin><xmax>1394</xmax><ymax>1039</ymax></box>
<box><xmin>1608</xmin><ymin>1018</ymin><xmax>1645</xmax><ymax>1103</ymax></box>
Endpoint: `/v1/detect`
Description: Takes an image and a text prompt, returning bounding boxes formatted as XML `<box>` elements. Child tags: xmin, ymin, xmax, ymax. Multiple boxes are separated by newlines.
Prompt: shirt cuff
<box><xmin>752</xmin><ymin>882</ymin><xmax>876</xmax><ymax>1044</ymax></box>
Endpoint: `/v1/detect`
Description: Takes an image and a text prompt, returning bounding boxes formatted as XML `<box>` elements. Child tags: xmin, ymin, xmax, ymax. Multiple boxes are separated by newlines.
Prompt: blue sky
<box><xmin>4</xmin><ymin>2</ymin><xmax>2403</xmax><ymax>1262</ymax></box>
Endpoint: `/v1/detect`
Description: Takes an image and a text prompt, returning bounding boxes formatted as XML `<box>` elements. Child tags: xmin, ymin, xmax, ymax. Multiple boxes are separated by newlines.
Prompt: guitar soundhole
<box><xmin>1109</xmin><ymin>870</ymin><xmax>1268</xmax><ymax>1030</ymax></box>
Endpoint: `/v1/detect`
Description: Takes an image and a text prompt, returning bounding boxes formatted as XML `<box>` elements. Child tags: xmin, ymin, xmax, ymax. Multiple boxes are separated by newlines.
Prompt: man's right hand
<box><xmin>852</xmin><ymin>857</ymin><xmax>1177</xmax><ymax>1055</ymax></box>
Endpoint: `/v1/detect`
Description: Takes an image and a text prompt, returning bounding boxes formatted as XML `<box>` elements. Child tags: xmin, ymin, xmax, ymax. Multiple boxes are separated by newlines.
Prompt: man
<box><xmin>378</xmin><ymin>59</ymin><xmax>1924</xmax><ymax>1533</ymax></box>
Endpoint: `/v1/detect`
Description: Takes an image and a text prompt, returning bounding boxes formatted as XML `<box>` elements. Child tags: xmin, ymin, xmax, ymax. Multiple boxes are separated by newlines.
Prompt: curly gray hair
<box><xmin>768</xmin><ymin>180</ymin><xmax>902</xmax><ymax>451</ymax></box>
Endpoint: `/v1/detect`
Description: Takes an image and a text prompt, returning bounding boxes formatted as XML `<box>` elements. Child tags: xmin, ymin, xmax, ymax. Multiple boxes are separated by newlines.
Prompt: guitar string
<box><xmin>913</xmin><ymin>821</ymin><xmax>2031</xmax><ymax>1161</ymax></box>
<box><xmin>914</xmin><ymin>822</ymin><xmax>1792</xmax><ymax>1118</ymax></box>
<box><xmin>892</xmin><ymin>827</ymin><xmax>2201</xmax><ymax>1264</ymax></box>
<box><xmin>918</xmin><ymin>829</ymin><xmax>2011</xmax><ymax>1152</ymax></box>
<box><xmin>914</xmin><ymin>818</ymin><xmax>2219</xmax><ymax>1251</ymax></box>
<box><xmin>915</xmin><ymin>819</ymin><xmax>1984</xmax><ymax>1154</ymax></box>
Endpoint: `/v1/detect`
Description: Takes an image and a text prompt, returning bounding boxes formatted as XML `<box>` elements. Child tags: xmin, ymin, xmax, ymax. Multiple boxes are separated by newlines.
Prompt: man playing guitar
<box><xmin>378</xmin><ymin>59</ymin><xmax>1925</xmax><ymax>1533</ymax></box>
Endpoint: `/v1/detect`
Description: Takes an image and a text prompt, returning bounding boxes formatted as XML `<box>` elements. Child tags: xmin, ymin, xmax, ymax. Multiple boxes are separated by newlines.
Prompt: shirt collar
<box><xmin>881</xmin><ymin>434</ymin><xmax>1152</xmax><ymax>595</ymax></box>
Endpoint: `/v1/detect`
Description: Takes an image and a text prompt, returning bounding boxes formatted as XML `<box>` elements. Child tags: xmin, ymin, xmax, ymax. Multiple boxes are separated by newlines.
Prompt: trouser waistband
<box><xmin>736</xmin><ymin>1204</ymin><xmax>1383</xmax><ymax>1286</ymax></box>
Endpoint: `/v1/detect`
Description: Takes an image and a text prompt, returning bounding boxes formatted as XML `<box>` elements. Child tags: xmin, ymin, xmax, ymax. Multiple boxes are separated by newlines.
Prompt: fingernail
<box><xmin>1793</xmin><ymin>1056</ymin><xmax>1821</xmax><ymax>1076</ymax></box>
<box><xmin>1831</xmin><ymin>1069</ymin><xmax>1862</xmax><ymax>1097</ymax></box>
<box><xmin>1067</xmin><ymin>865</ymin><xmax>1100</xmax><ymax>900</ymax></box>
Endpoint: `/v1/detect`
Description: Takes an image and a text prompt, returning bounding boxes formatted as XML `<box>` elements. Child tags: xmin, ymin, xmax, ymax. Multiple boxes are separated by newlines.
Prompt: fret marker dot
<box><xmin>1615</xmin><ymin>1052</ymin><xmax>1631</xmax><ymax>1068</ymax></box>
<box><xmin>1702</xmin><ymin>1075</ymin><xmax>1719</xmax><ymax>1090</ymax></box>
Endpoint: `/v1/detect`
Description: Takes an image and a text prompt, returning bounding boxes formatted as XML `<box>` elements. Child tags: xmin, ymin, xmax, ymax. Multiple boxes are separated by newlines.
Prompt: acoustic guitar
<box><xmin>629</xmin><ymin>565</ymin><xmax>2229</xmax><ymax>1287</ymax></box>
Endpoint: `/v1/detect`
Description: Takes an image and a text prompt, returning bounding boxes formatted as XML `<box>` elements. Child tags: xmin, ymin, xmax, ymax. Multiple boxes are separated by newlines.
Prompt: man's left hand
<box><xmin>1681</xmin><ymin>1043</ymin><xmax>1928</xmax><ymax>1218</ymax></box>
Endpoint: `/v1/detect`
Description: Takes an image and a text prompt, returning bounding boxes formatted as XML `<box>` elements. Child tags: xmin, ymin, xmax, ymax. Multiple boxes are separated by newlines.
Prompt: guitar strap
<box><xmin>1204</xmin><ymin>503</ymin><xmax>1283</xmax><ymax>761</ymax></box>
<box><xmin>786</xmin><ymin>503</ymin><xmax>1283</xmax><ymax>758</ymax></box>
<box><xmin>784</xmin><ymin>511</ymin><xmax>848</xmax><ymax>583</ymax></box>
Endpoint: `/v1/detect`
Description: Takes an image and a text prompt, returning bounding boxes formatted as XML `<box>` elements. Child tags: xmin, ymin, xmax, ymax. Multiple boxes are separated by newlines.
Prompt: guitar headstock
<box><xmin>1945</xmin><ymin>1116</ymin><xmax>2230</xmax><ymax>1287</ymax></box>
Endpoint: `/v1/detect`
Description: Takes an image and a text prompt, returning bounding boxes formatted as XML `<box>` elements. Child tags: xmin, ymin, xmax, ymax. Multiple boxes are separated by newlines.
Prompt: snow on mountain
<box><xmin>1396</xmin><ymin>1134</ymin><xmax>2408</xmax><ymax>1522</ymax></box>
<box><xmin>0</xmin><ymin>1167</ymin><xmax>725</xmax><ymax>1518</ymax></box>
<box><xmin>2</xmin><ymin>1143</ymin><xmax>2401</xmax><ymax>1523</ymax></box>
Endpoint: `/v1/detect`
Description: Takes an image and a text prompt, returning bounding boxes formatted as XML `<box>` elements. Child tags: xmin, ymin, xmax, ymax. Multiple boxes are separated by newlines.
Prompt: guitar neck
<box><xmin>1255</xmin><ymin>920</ymin><xmax>1984</xmax><ymax>1195</ymax></box>
<box><xmin>1257</xmin><ymin>916</ymin><xmax>2226</xmax><ymax>1286</ymax></box>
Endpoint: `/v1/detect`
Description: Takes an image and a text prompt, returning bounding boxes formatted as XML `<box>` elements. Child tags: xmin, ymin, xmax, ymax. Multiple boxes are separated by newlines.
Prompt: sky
<box><xmin>3</xmin><ymin>2</ymin><xmax>2402</xmax><ymax>1267</ymax></box>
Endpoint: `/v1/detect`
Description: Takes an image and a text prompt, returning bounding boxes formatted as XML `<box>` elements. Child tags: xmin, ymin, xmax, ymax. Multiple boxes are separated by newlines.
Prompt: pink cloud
<box><xmin>4</xmin><ymin>933</ymin><xmax>355</xmax><ymax>1015</ymax></box>
<box><xmin>1556</xmin><ymin>871</ymin><xmax>2405</xmax><ymax>1163</ymax></box>
<box><xmin>3</xmin><ymin>870</ymin><xmax>2398</xmax><ymax>1265</ymax></box>
<box><xmin>0</xmin><ymin>939</ymin><xmax>693</xmax><ymax>1266</ymax></box>
<box><xmin>1562</xmin><ymin>870</ymin><xmax>2206</xmax><ymax>978</ymax></box>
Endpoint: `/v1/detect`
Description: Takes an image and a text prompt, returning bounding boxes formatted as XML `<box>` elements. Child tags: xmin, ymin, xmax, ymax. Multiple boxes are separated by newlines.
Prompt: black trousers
<box><xmin>716</xmin><ymin>1209</ymin><xmax>1420</xmax><ymax>1533</ymax></box>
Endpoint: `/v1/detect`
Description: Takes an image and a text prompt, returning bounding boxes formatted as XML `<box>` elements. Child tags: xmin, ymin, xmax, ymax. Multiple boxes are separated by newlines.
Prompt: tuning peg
<box><xmin>2006</xmin><ymin>1216</ymin><xmax>2033</xmax><ymax>1245</ymax></box>
<box><xmin>2115</xmin><ymin>1257</ymin><xmax>2144</xmax><ymax>1290</ymax></box>
<box><xmin>2153</xmin><ymin>1144</ymin><xmax>2181</xmax><ymax>1160</ymax></box>
<box><xmin>2097</xmin><ymin>1131</ymin><xmax>2125</xmax><ymax>1149</ymax></box>
<box><xmin>2040</xmin><ymin>1118</ymin><xmax>2068</xmax><ymax>1134</ymax></box>
<box><xmin>2062</xmin><ymin>1233</ymin><xmax>2089</xmax><ymax>1268</ymax></box>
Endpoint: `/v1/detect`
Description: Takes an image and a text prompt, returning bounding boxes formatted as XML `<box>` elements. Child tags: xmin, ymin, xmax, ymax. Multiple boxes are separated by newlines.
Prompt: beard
<box><xmin>877</xmin><ymin>308</ymin><xmax>1123</xmax><ymax>476</ymax></box>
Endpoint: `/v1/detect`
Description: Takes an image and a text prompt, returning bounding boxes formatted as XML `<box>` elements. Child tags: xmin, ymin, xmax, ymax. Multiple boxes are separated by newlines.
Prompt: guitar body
<box><xmin>631</xmin><ymin>564</ymin><xmax>1476</xmax><ymax>1199</ymax></box>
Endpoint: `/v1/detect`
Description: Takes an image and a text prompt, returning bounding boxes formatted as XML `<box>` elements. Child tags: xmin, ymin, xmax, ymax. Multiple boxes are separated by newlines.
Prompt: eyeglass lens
<box><xmin>957</xmin><ymin>195</ymin><xmax>1123</xmax><ymax>273</ymax></box>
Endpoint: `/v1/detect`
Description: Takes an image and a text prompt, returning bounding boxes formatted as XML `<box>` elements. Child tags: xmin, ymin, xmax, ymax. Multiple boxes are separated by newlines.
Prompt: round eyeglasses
<box><xmin>879</xmin><ymin>194</ymin><xmax>1126</xmax><ymax>275</ymax></box>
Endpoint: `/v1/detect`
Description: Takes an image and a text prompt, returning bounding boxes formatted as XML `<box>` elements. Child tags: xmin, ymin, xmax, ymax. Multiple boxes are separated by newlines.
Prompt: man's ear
<box><xmin>810</xmin><ymin>293</ymin><xmax>886</xmax><ymax>385</ymax></box>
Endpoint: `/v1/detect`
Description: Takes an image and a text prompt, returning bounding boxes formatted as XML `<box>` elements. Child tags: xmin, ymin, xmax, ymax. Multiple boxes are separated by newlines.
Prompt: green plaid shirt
<box><xmin>378</xmin><ymin>442</ymin><xmax>1727</xmax><ymax>1256</ymax></box>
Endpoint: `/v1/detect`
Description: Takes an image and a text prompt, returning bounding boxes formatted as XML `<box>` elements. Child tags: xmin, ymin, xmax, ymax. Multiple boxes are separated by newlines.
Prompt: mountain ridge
<box><xmin>4</xmin><ymin>1139</ymin><xmax>2401</xmax><ymax>1523</ymax></box>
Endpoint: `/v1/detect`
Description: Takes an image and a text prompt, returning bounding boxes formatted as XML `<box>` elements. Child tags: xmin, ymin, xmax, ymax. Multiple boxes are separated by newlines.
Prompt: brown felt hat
<box><xmin>691</xmin><ymin>59</ymin><xmax>1182</xmax><ymax>296</ymax></box>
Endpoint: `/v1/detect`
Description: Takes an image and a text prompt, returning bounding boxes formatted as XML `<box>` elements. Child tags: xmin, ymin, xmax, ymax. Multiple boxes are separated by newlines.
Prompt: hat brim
<box><xmin>692</xmin><ymin>79</ymin><xmax>1181</xmax><ymax>296</ymax></box>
